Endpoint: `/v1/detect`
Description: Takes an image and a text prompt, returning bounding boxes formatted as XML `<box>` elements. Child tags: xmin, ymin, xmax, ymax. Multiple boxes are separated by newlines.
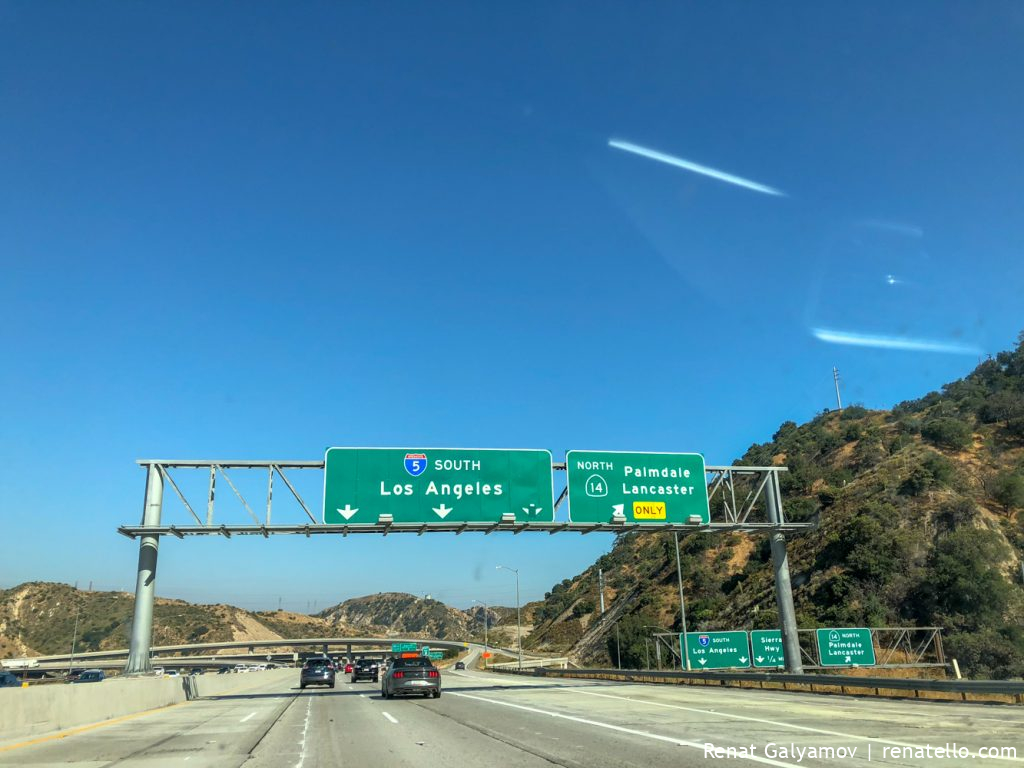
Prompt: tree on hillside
<box><xmin>988</xmin><ymin>471</ymin><xmax>1024</xmax><ymax>514</ymax></box>
<box><xmin>909</xmin><ymin>528</ymin><xmax>1014</xmax><ymax>631</ymax></box>
<box><xmin>921</xmin><ymin>417</ymin><xmax>973</xmax><ymax>451</ymax></box>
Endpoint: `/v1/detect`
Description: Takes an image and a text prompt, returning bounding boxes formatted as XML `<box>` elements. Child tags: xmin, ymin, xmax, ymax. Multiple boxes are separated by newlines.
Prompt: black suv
<box><xmin>350</xmin><ymin>658</ymin><xmax>379</xmax><ymax>683</ymax></box>
<box><xmin>299</xmin><ymin>656</ymin><xmax>336</xmax><ymax>689</ymax></box>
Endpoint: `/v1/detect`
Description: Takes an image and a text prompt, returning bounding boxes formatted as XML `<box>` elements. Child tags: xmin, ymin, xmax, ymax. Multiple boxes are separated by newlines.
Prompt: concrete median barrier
<box><xmin>0</xmin><ymin>669</ymin><xmax>295</xmax><ymax>742</ymax></box>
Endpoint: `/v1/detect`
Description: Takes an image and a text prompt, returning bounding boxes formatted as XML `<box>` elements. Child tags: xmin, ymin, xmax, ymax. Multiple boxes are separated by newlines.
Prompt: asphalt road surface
<box><xmin>2</xmin><ymin>665</ymin><xmax>1022</xmax><ymax>767</ymax></box>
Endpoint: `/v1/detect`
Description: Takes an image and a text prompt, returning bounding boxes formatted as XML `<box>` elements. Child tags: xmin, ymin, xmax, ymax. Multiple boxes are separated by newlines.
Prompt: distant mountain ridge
<box><xmin>0</xmin><ymin>582</ymin><xmax>507</xmax><ymax>658</ymax></box>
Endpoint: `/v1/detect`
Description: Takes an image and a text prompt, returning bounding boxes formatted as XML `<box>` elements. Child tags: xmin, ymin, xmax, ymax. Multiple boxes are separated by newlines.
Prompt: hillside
<box><xmin>527</xmin><ymin>334</ymin><xmax>1024</xmax><ymax>679</ymax></box>
<box><xmin>317</xmin><ymin>593</ymin><xmax>473</xmax><ymax>639</ymax></box>
<box><xmin>0</xmin><ymin>584</ymin><xmax>507</xmax><ymax>658</ymax></box>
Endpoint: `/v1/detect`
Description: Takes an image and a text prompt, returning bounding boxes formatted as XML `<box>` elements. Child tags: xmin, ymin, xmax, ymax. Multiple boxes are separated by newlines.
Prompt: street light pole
<box><xmin>472</xmin><ymin>599</ymin><xmax>489</xmax><ymax>668</ymax></box>
<box><xmin>497</xmin><ymin>565</ymin><xmax>522</xmax><ymax>670</ymax></box>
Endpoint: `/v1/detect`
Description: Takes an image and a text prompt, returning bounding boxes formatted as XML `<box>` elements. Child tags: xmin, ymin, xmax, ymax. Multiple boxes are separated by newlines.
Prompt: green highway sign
<box><xmin>566</xmin><ymin>451</ymin><xmax>709</xmax><ymax>524</ymax></box>
<box><xmin>421</xmin><ymin>646</ymin><xmax>430</xmax><ymax>654</ymax></box>
<box><xmin>391</xmin><ymin>642</ymin><xmax>417</xmax><ymax>653</ymax></box>
<box><xmin>684</xmin><ymin>631</ymin><xmax>750</xmax><ymax>669</ymax></box>
<box><xmin>750</xmin><ymin>630</ymin><xmax>785</xmax><ymax>669</ymax></box>
<box><xmin>427</xmin><ymin>651</ymin><xmax>444</xmax><ymax>660</ymax></box>
<box><xmin>323</xmin><ymin>448</ymin><xmax>554</xmax><ymax>525</ymax></box>
<box><xmin>815</xmin><ymin>628</ymin><xmax>876</xmax><ymax>667</ymax></box>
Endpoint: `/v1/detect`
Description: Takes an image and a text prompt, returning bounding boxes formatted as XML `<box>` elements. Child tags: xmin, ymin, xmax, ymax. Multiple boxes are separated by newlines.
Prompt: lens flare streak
<box><xmin>608</xmin><ymin>139</ymin><xmax>786</xmax><ymax>197</ymax></box>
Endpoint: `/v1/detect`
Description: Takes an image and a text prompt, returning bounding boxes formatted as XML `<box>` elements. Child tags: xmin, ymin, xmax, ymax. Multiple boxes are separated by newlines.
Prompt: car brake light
<box><xmin>428</xmin><ymin>670</ymin><xmax>439</xmax><ymax>678</ymax></box>
<box><xmin>393</xmin><ymin>671</ymin><xmax>404</xmax><ymax>678</ymax></box>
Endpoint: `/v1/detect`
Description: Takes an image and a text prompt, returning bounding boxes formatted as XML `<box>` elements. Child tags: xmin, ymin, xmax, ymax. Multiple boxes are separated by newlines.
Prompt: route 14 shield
<box><xmin>404</xmin><ymin>453</ymin><xmax>427</xmax><ymax>477</ymax></box>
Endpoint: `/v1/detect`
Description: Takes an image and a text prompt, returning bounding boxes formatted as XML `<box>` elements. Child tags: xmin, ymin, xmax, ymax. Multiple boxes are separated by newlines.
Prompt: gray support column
<box><xmin>347</xmin><ymin>643</ymin><xmax>353</xmax><ymax>662</ymax></box>
<box><xmin>124</xmin><ymin>464</ymin><xmax>163</xmax><ymax>675</ymax></box>
<box><xmin>764</xmin><ymin>471</ymin><xmax>803</xmax><ymax>674</ymax></box>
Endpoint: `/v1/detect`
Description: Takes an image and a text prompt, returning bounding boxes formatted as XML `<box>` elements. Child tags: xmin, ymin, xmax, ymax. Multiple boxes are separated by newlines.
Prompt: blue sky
<box><xmin>2</xmin><ymin>3</ymin><xmax>1022</xmax><ymax>612</ymax></box>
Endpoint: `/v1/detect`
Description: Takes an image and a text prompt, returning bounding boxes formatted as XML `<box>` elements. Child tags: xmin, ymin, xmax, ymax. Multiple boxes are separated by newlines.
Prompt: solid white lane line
<box><xmin>382</xmin><ymin>712</ymin><xmax>398</xmax><ymax>724</ymax></box>
<box><xmin>239</xmin><ymin>712</ymin><xmax>257</xmax><ymax>723</ymax></box>
<box><xmin>448</xmin><ymin>692</ymin><xmax>800</xmax><ymax>768</ymax></box>
<box><xmin>569</xmin><ymin>689</ymin><xmax>1024</xmax><ymax>763</ymax></box>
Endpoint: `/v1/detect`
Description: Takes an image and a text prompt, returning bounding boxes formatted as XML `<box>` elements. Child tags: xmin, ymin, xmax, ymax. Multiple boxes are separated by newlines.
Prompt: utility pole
<box><xmin>68</xmin><ymin>604</ymin><xmax>82</xmax><ymax>678</ymax></box>
<box><xmin>598</xmin><ymin>569</ymin><xmax>606</xmax><ymax>614</ymax></box>
<box><xmin>615</xmin><ymin>623</ymin><xmax>622</xmax><ymax>669</ymax></box>
<box><xmin>833</xmin><ymin>366</ymin><xmax>843</xmax><ymax>411</ymax></box>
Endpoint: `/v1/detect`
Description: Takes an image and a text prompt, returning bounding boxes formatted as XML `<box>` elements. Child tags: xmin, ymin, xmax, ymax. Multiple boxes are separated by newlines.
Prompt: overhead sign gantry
<box><xmin>117</xmin><ymin>448</ymin><xmax>815</xmax><ymax>677</ymax></box>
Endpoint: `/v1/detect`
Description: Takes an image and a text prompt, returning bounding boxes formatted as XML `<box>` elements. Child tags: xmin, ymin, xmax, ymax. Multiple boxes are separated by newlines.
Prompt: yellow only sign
<box><xmin>632</xmin><ymin>501</ymin><xmax>666</xmax><ymax>519</ymax></box>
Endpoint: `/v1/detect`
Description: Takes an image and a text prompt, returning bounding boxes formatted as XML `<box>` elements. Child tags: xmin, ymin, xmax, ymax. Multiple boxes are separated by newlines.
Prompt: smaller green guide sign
<box><xmin>427</xmin><ymin>651</ymin><xmax>444</xmax><ymax>660</ymax></box>
<box><xmin>684</xmin><ymin>631</ymin><xmax>750</xmax><ymax>669</ymax></box>
<box><xmin>391</xmin><ymin>642</ymin><xmax>417</xmax><ymax>653</ymax></box>
<box><xmin>750</xmin><ymin>630</ymin><xmax>785</xmax><ymax>669</ymax></box>
<box><xmin>815</xmin><ymin>628</ymin><xmax>876</xmax><ymax>667</ymax></box>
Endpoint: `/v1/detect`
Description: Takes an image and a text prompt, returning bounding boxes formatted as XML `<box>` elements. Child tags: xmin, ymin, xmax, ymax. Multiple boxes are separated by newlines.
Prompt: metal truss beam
<box><xmin>118</xmin><ymin>521</ymin><xmax>813</xmax><ymax>538</ymax></box>
<box><xmin>130</xmin><ymin>459</ymin><xmax>810</xmax><ymax>533</ymax></box>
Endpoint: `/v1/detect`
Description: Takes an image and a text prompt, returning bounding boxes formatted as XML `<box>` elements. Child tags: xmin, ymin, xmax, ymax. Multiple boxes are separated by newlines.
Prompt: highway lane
<box><xmin>3</xmin><ymin>664</ymin><xmax>1022</xmax><ymax>766</ymax></box>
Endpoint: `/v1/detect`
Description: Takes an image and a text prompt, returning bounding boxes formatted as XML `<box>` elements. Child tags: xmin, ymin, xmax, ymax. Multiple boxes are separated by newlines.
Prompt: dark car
<box><xmin>454</xmin><ymin>661</ymin><xmax>466</xmax><ymax>670</ymax></box>
<box><xmin>189</xmin><ymin>667</ymin><xmax>205</xmax><ymax>675</ymax></box>
<box><xmin>0</xmin><ymin>672</ymin><xmax>21</xmax><ymax>688</ymax></box>
<box><xmin>217</xmin><ymin>667</ymin><xmax>231</xmax><ymax>674</ymax></box>
<box><xmin>300</xmin><ymin>657</ymin><xmax>335</xmax><ymax>689</ymax></box>
<box><xmin>72</xmin><ymin>669</ymin><xmax>105</xmax><ymax>683</ymax></box>
<box><xmin>381</xmin><ymin>657</ymin><xmax>440</xmax><ymax>699</ymax></box>
<box><xmin>350</xmin><ymin>658</ymin><xmax>379</xmax><ymax>683</ymax></box>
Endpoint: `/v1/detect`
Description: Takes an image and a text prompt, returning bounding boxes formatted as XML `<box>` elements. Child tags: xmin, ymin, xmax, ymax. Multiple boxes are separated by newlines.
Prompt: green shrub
<box><xmin>921</xmin><ymin>417</ymin><xmax>973</xmax><ymax>451</ymax></box>
<box><xmin>989</xmin><ymin>471</ymin><xmax>1024</xmax><ymax>514</ymax></box>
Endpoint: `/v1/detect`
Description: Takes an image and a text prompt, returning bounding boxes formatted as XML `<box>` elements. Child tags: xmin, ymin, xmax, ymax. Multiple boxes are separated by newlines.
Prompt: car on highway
<box><xmin>165</xmin><ymin>669</ymin><xmax>180</xmax><ymax>677</ymax></box>
<box><xmin>350</xmin><ymin>658</ymin><xmax>378</xmax><ymax>683</ymax></box>
<box><xmin>217</xmin><ymin>667</ymin><xmax>231</xmax><ymax>674</ymax></box>
<box><xmin>300</xmin><ymin>656</ymin><xmax>336</xmax><ymax>689</ymax></box>
<box><xmin>72</xmin><ymin>670</ymin><xmax>105</xmax><ymax>683</ymax></box>
<box><xmin>344</xmin><ymin>662</ymin><xmax>353</xmax><ymax>674</ymax></box>
<box><xmin>65</xmin><ymin>668</ymin><xmax>85</xmax><ymax>682</ymax></box>
<box><xmin>381</xmin><ymin>656</ymin><xmax>440</xmax><ymax>699</ymax></box>
<box><xmin>454</xmin><ymin>661</ymin><xmax>466</xmax><ymax>670</ymax></box>
<box><xmin>0</xmin><ymin>672</ymin><xmax>21</xmax><ymax>688</ymax></box>
<box><xmin>189</xmin><ymin>667</ymin><xmax>204</xmax><ymax>675</ymax></box>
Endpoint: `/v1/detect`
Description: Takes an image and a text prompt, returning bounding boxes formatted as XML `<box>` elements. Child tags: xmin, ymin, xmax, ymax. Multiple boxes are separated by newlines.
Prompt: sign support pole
<box><xmin>764</xmin><ymin>471</ymin><xmax>803</xmax><ymax>674</ymax></box>
<box><xmin>125</xmin><ymin>463</ymin><xmax>163</xmax><ymax>675</ymax></box>
<box><xmin>673</xmin><ymin>532</ymin><xmax>691</xmax><ymax>670</ymax></box>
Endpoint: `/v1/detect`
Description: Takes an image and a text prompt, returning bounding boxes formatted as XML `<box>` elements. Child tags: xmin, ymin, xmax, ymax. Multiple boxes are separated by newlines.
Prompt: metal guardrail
<box><xmin>488</xmin><ymin>657</ymin><xmax>570</xmax><ymax>670</ymax></box>
<box><xmin>494</xmin><ymin>667</ymin><xmax>1024</xmax><ymax>704</ymax></box>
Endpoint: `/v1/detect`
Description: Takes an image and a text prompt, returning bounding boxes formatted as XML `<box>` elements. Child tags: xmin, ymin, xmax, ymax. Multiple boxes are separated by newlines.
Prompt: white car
<box><xmin>152</xmin><ymin>667</ymin><xmax>165</xmax><ymax>677</ymax></box>
<box><xmin>165</xmin><ymin>669</ymin><xmax>180</xmax><ymax>677</ymax></box>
